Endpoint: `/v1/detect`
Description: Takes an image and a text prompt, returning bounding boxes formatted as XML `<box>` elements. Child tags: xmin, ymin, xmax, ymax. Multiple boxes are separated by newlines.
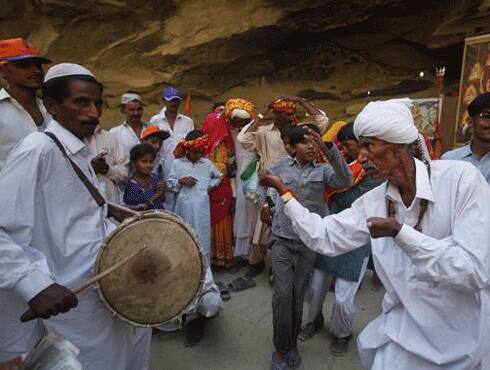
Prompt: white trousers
<box><xmin>307</xmin><ymin>257</ymin><xmax>368</xmax><ymax>338</ymax></box>
<box><xmin>233</xmin><ymin>236</ymin><xmax>251</xmax><ymax>257</ymax></box>
<box><xmin>358</xmin><ymin>326</ymin><xmax>483</xmax><ymax>370</ymax></box>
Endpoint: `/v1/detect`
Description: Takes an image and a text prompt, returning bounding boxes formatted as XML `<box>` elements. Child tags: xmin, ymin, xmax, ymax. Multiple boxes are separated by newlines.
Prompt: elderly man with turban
<box><xmin>237</xmin><ymin>95</ymin><xmax>330</xmax><ymax>277</ymax></box>
<box><xmin>260</xmin><ymin>98</ymin><xmax>490</xmax><ymax>369</ymax></box>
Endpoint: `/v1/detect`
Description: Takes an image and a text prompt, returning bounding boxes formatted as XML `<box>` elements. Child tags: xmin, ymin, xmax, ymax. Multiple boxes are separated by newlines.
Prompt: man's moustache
<box><xmin>81</xmin><ymin>119</ymin><xmax>99</xmax><ymax>126</ymax></box>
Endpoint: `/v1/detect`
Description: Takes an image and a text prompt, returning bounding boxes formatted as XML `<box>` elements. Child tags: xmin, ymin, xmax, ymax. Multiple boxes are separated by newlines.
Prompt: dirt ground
<box><xmin>150</xmin><ymin>269</ymin><xmax>384</xmax><ymax>370</ymax></box>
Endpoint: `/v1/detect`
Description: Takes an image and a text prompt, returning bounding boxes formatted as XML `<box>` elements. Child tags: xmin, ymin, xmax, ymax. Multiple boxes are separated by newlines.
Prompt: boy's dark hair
<box><xmin>288</xmin><ymin>124</ymin><xmax>320</xmax><ymax>146</ymax></box>
<box><xmin>468</xmin><ymin>92</ymin><xmax>490</xmax><ymax>117</ymax></box>
<box><xmin>130</xmin><ymin>143</ymin><xmax>156</xmax><ymax>161</ymax></box>
<box><xmin>42</xmin><ymin>75</ymin><xmax>103</xmax><ymax>104</ymax></box>
<box><xmin>337</xmin><ymin>122</ymin><xmax>356</xmax><ymax>142</ymax></box>
<box><xmin>185</xmin><ymin>130</ymin><xmax>204</xmax><ymax>141</ymax></box>
<box><xmin>280</xmin><ymin>124</ymin><xmax>294</xmax><ymax>141</ymax></box>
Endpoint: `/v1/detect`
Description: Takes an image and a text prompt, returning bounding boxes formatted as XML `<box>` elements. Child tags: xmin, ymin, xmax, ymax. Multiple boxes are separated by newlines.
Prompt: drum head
<box><xmin>96</xmin><ymin>212</ymin><xmax>205</xmax><ymax>327</ymax></box>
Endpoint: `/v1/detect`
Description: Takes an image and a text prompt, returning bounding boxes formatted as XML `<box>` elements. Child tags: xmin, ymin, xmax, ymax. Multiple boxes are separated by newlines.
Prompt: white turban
<box><xmin>353</xmin><ymin>98</ymin><xmax>418</xmax><ymax>144</ymax></box>
<box><xmin>230</xmin><ymin>108</ymin><xmax>251</xmax><ymax>120</ymax></box>
<box><xmin>121</xmin><ymin>93</ymin><xmax>143</xmax><ymax>105</ymax></box>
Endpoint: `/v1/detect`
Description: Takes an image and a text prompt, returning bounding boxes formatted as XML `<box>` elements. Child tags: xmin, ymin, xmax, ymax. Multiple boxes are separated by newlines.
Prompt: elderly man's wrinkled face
<box><xmin>358</xmin><ymin>137</ymin><xmax>400</xmax><ymax>180</ymax></box>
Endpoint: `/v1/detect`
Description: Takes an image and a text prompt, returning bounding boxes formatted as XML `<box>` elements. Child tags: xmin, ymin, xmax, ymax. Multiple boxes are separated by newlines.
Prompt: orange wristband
<box><xmin>281</xmin><ymin>191</ymin><xmax>293</xmax><ymax>203</ymax></box>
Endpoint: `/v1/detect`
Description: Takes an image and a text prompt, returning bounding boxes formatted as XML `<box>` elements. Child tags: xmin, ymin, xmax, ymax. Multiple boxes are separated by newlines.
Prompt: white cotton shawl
<box><xmin>353</xmin><ymin>98</ymin><xmax>418</xmax><ymax>144</ymax></box>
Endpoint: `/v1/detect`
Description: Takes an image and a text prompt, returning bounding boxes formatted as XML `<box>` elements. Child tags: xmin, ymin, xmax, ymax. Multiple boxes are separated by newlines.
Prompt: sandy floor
<box><xmin>149</xmin><ymin>268</ymin><xmax>384</xmax><ymax>370</ymax></box>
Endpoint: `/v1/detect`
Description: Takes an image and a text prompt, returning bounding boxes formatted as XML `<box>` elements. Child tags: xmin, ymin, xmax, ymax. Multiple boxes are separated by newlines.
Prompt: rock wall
<box><xmin>2</xmin><ymin>0</ymin><xmax>490</xmax><ymax>127</ymax></box>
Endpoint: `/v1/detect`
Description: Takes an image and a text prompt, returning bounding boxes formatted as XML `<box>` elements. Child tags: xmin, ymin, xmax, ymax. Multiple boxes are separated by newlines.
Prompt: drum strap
<box><xmin>44</xmin><ymin>132</ymin><xmax>106</xmax><ymax>208</ymax></box>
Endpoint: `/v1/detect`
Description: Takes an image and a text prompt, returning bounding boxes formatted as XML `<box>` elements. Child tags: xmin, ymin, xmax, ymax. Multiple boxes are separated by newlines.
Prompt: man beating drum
<box><xmin>0</xmin><ymin>63</ymin><xmax>151</xmax><ymax>370</ymax></box>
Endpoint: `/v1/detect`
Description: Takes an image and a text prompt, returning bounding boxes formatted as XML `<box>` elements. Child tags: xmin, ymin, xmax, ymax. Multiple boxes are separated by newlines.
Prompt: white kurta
<box><xmin>150</xmin><ymin>108</ymin><xmax>194</xmax><ymax>210</ymax></box>
<box><xmin>0</xmin><ymin>120</ymin><xmax>150</xmax><ymax>369</ymax></box>
<box><xmin>231</xmin><ymin>128</ymin><xmax>258</xmax><ymax>256</ymax></box>
<box><xmin>109</xmin><ymin>121</ymin><xmax>149</xmax><ymax>158</ymax></box>
<box><xmin>85</xmin><ymin>127</ymin><xmax>129</xmax><ymax>204</ymax></box>
<box><xmin>0</xmin><ymin>88</ymin><xmax>51</xmax><ymax>171</ymax></box>
<box><xmin>284</xmin><ymin>158</ymin><xmax>490</xmax><ymax>369</ymax></box>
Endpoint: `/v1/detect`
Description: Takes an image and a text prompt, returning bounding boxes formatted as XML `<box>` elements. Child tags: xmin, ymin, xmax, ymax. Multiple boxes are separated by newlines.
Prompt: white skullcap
<box><xmin>121</xmin><ymin>92</ymin><xmax>143</xmax><ymax>105</ymax></box>
<box><xmin>230</xmin><ymin>108</ymin><xmax>251</xmax><ymax>120</ymax></box>
<box><xmin>44</xmin><ymin>63</ymin><xmax>96</xmax><ymax>83</ymax></box>
<box><xmin>353</xmin><ymin>98</ymin><xmax>418</xmax><ymax>144</ymax></box>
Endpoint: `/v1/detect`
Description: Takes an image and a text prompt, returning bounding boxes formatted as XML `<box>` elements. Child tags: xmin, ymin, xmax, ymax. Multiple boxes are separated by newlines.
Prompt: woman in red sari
<box><xmin>201</xmin><ymin>112</ymin><xmax>235</xmax><ymax>268</ymax></box>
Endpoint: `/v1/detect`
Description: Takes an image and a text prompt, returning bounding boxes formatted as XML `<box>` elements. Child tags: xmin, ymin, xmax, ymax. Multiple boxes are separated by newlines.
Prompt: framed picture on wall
<box><xmin>456</xmin><ymin>34</ymin><xmax>490</xmax><ymax>145</ymax></box>
<box><xmin>411</xmin><ymin>98</ymin><xmax>440</xmax><ymax>139</ymax></box>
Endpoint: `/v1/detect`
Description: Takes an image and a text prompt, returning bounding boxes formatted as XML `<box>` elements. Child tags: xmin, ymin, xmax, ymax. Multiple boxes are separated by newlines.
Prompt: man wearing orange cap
<box><xmin>0</xmin><ymin>38</ymin><xmax>52</xmax><ymax>170</ymax></box>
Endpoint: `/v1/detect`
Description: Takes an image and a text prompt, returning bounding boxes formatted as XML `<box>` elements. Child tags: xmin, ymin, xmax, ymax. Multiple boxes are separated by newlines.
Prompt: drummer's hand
<box><xmin>179</xmin><ymin>176</ymin><xmax>197</xmax><ymax>187</ymax></box>
<box><xmin>28</xmin><ymin>283</ymin><xmax>78</xmax><ymax>320</ymax></box>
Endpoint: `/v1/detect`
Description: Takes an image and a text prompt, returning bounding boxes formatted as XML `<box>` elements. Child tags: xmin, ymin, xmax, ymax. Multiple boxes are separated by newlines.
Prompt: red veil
<box><xmin>200</xmin><ymin>113</ymin><xmax>234</xmax><ymax>225</ymax></box>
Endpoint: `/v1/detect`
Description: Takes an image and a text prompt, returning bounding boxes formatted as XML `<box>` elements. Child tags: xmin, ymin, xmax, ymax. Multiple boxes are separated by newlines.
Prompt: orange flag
<box><xmin>184</xmin><ymin>91</ymin><xmax>192</xmax><ymax>116</ymax></box>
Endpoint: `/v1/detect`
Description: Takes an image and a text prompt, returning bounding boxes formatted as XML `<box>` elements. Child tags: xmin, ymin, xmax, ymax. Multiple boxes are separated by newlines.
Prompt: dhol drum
<box><xmin>95</xmin><ymin>211</ymin><xmax>206</xmax><ymax>327</ymax></box>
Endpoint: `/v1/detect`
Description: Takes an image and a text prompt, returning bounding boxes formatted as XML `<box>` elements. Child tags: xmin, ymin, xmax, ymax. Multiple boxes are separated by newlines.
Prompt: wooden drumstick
<box><xmin>20</xmin><ymin>246</ymin><xmax>148</xmax><ymax>323</ymax></box>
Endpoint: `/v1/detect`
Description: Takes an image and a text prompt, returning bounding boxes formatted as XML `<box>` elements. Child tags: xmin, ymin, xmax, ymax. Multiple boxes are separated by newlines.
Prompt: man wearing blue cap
<box><xmin>150</xmin><ymin>86</ymin><xmax>194</xmax><ymax>210</ymax></box>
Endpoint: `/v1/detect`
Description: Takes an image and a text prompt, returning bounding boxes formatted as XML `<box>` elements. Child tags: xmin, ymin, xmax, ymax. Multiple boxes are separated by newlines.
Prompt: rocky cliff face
<box><xmin>2</xmin><ymin>0</ymin><xmax>490</xmax><ymax>126</ymax></box>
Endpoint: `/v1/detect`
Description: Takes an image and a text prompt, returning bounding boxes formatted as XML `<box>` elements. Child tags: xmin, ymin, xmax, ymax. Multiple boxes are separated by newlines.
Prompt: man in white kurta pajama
<box><xmin>0</xmin><ymin>64</ymin><xmax>150</xmax><ymax>369</ymax></box>
<box><xmin>260</xmin><ymin>98</ymin><xmax>490</xmax><ymax>369</ymax></box>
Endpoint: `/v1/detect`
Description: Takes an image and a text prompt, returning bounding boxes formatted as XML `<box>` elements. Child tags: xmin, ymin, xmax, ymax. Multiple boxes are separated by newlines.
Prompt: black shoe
<box><xmin>298</xmin><ymin>311</ymin><xmax>324</xmax><ymax>341</ymax></box>
<box><xmin>286</xmin><ymin>347</ymin><xmax>302</xmax><ymax>369</ymax></box>
<box><xmin>330</xmin><ymin>334</ymin><xmax>352</xmax><ymax>356</ymax></box>
<box><xmin>245</xmin><ymin>261</ymin><xmax>265</xmax><ymax>278</ymax></box>
<box><xmin>183</xmin><ymin>315</ymin><xmax>206</xmax><ymax>347</ymax></box>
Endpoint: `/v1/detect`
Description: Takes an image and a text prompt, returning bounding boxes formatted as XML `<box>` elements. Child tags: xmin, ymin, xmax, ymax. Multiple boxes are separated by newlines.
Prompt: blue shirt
<box><xmin>269</xmin><ymin>145</ymin><xmax>352</xmax><ymax>241</ymax></box>
<box><xmin>123</xmin><ymin>173</ymin><xmax>164</xmax><ymax>210</ymax></box>
<box><xmin>441</xmin><ymin>143</ymin><xmax>490</xmax><ymax>185</ymax></box>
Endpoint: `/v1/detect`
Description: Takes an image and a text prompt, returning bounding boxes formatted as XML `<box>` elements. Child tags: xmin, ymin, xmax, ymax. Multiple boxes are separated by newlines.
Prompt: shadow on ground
<box><xmin>150</xmin><ymin>269</ymin><xmax>384</xmax><ymax>370</ymax></box>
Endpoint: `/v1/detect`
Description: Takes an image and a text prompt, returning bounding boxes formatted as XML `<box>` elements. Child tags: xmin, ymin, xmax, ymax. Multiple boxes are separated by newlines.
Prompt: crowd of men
<box><xmin>0</xmin><ymin>37</ymin><xmax>489</xmax><ymax>370</ymax></box>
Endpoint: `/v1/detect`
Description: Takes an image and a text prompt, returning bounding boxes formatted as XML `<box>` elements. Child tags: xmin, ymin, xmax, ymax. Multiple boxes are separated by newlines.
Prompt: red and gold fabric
<box><xmin>200</xmin><ymin>113</ymin><xmax>235</xmax><ymax>267</ymax></box>
<box><xmin>173</xmin><ymin>135</ymin><xmax>209</xmax><ymax>159</ymax></box>
<box><xmin>225</xmin><ymin>98</ymin><xmax>255</xmax><ymax>121</ymax></box>
<box><xmin>272</xmin><ymin>99</ymin><xmax>297</xmax><ymax>114</ymax></box>
<box><xmin>324</xmin><ymin>160</ymin><xmax>366</xmax><ymax>203</ymax></box>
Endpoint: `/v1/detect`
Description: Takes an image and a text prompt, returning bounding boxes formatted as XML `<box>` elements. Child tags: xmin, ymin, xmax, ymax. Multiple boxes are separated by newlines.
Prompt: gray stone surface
<box><xmin>150</xmin><ymin>269</ymin><xmax>384</xmax><ymax>370</ymax></box>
